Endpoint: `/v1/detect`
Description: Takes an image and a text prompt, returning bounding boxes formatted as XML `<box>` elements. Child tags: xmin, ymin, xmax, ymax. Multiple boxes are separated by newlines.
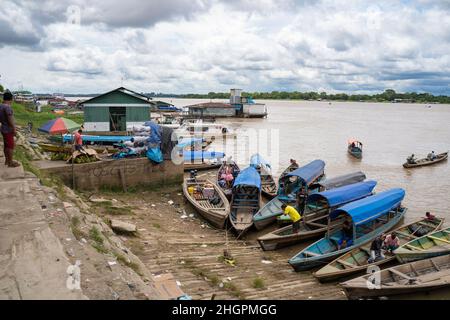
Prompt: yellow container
<box><xmin>188</xmin><ymin>186</ymin><xmax>195</xmax><ymax>195</ymax></box>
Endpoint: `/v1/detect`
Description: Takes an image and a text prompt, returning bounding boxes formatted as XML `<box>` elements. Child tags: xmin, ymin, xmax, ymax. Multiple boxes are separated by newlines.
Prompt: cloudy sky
<box><xmin>1</xmin><ymin>0</ymin><xmax>450</xmax><ymax>94</ymax></box>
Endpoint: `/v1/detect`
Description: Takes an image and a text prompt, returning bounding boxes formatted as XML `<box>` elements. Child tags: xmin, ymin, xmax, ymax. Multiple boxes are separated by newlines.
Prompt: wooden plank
<box><xmin>389</xmin><ymin>268</ymin><xmax>415</xmax><ymax>281</ymax></box>
<box><xmin>405</xmin><ymin>244</ymin><xmax>424</xmax><ymax>251</ymax></box>
<box><xmin>430</xmin><ymin>259</ymin><xmax>441</xmax><ymax>271</ymax></box>
<box><xmin>427</xmin><ymin>235</ymin><xmax>450</xmax><ymax>245</ymax></box>
<box><xmin>395</xmin><ymin>230</ymin><xmax>416</xmax><ymax>240</ymax></box>
<box><xmin>303</xmin><ymin>250</ymin><xmax>321</xmax><ymax>257</ymax></box>
<box><xmin>337</xmin><ymin>259</ymin><xmax>357</xmax><ymax>268</ymax></box>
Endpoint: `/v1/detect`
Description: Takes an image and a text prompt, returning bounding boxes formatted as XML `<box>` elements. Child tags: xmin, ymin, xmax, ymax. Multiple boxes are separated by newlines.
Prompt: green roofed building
<box><xmin>81</xmin><ymin>87</ymin><xmax>155</xmax><ymax>132</ymax></box>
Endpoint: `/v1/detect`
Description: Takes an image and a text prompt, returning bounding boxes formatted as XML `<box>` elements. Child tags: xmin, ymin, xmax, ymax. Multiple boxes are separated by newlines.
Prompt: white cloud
<box><xmin>0</xmin><ymin>0</ymin><xmax>450</xmax><ymax>94</ymax></box>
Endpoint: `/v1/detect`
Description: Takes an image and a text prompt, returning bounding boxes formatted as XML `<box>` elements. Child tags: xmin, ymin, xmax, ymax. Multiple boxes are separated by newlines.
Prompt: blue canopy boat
<box><xmin>253</xmin><ymin>160</ymin><xmax>325</xmax><ymax>230</ymax></box>
<box><xmin>278</xmin><ymin>159</ymin><xmax>326</xmax><ymax>201</ymax></box>
<box><xmin>288</xmin><ymin>188</ymin><xmax>407</xmax><ymax>271</ymax></box>
<box><xmin>249</xmin><ymin>154</ymin><xmax>277</xmax><ymax>198</ymax></box>
<box><xmin>256</xmin><ymin>181</ymin><xmax>378</xmax><ymax>250</ymax></box>
<box><xmin>229</xmin><ymin>167</ymin><xmax>262</xmax><ymax>236</ymax></box>
<box><xmin>308</xmin><ymin>171</ymin><xmax>366</xmax><ymax>194</ymax></box>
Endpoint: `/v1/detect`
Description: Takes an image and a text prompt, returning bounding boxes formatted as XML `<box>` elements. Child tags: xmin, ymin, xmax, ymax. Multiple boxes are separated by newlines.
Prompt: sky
<box><xmin>0</xmin><ymin>0</ymin><xmax>450</xmax><ymax>94</ymax></box>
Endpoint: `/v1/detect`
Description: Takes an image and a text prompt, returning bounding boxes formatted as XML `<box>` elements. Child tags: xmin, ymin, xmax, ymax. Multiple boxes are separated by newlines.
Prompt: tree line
<box><xmin>175</xmin><ymin>89</ymin><xmax>450</xmax><ymax>104</ymax></box>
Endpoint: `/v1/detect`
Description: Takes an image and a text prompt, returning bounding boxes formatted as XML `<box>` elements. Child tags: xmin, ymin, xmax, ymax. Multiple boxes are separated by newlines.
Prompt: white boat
<box><xmin>174</xmin><ymin>121</ymin><xmax>236</xmax><ymax>141</ymax></box>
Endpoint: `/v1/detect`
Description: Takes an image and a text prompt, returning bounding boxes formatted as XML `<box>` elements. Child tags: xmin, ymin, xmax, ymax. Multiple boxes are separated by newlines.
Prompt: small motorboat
<box><xmin>249</xmin><ymin>154</ymin><xmax>277</xmax><ymax>199</ymax></box>
<box><xmin>348</xmin><ymin>140</ymin><xmax>363</xmax><ymax>159</ymax></box>
<box><xmin>403</xmin><ymin>151</ymin><xmax>448</xmax><ymax>168</ymax></box>
<box><xmin>216</xmin><ymin>159</ymin><xmax>240</xmax><ymax>198</ymax></box>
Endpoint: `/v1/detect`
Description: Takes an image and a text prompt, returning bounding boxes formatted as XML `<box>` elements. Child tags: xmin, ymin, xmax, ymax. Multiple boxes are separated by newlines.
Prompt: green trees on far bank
<box><xmin>176</xmin><ymin>89</ymin><xmax>450</xmax><ymax>104</ymax></box>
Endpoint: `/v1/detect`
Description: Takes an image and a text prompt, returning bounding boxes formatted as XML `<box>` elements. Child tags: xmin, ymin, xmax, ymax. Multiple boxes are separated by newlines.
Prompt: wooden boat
<box><xmin>348</xmin><ymin>140</ymin><xmax>363</xmax><ymax>159</ymax></box>
<box><xmin>182</xmin><ymin>178</ymin><xmax>230</xmax><ymax>229</ymax></box>
<box><xmin>249</xmin><ymin>154</ymin><xmax>277</xmax><ymax>198</ymax></box>
<box><xmin>257</xmin><ymin>180</ymin><xmax>378</xmax><ymax>250</ymax></box>
<box><xmin>308</xmin><ymin>171</ymin><xmax>366</xmax><ymax>194</ymax></box>
<box><xmin>279</xmin><ymin>161</ymin><xmax>299</xmax><ymax>180</ymax></box>
<box><xmin>341</xmin><ymin>254</ymin><xmax>450</xmax><ymax>300</ymax></box>
<box><xmin>216</xmin><ymin>160</ymin><xmax>240</xmax><ymax>198</ymax></box>
<box><xmin>288</xmin><ymin>189</ymin><xmax>407</xmax><ymax>272</ymax></box>
<box><xmin>314</xmin><ymin>217</ymin><xmax>444</xmax><ymax>282</ymax></box>
<box><xmin>229</xmin><ymin>167</ymin><xmax>262</xmax><ymax>236</ymax></box>
<box><xmin>394</xmin><ymin>227</ymin><xmax>450</xmax><ymax>263</ymax></box>
<box><xmin>253</xmin><ymin>160</ymin><xmax>326</xmax><ymax>230</ymax></box>
<box><xmin>403</xmin><ymin>151</ymin><xmax>448</xmax><ymax>168</ymax></box>
<box><xmin>184</xmin><ymin>162</ymin><xmax>221</xmax><ymax>171</ymax></box>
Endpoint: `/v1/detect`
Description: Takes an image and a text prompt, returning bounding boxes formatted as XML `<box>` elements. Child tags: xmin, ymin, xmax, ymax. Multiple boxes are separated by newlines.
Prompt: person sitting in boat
<box><xmin>338</xmin><ymin>220</ymin><xmax>354</xmax><ymax>250</ymax></box>
<box><xmin>383</xmin><ymin>232</ymin><xmax>400</xmax><ymax>253</ymax></box>
<box><xmin>290</xmin><ymin>158</ymin><xmax>298</xmax><ymax>167</ymax></box>
<box><xmin>427</xmin><ymin>151</ymin><xmax>437</xmax><ymax>160</ymax></box>
<box><xmin>406</xmin><ymin>154</ymin><xmax>416</xmax><ymax>164</ymax></box>
<box><xmin>425</xmin><ymin>211</ymin><xmax>436</xmax><ymax>220</ymax></box>
<box><xmin>368</xmin><ymin>234</ymin><xmax>386</xmax><ymax>263</ymax></box>
<box><xmin>281</xmin><ymin>204</ymin><xmax>302</xmax><ymax>233</ymax></box>
<box><xmin>221</xmin><ymin>165</ymin><xmax>234</xmax><ymax>187</ymax></box>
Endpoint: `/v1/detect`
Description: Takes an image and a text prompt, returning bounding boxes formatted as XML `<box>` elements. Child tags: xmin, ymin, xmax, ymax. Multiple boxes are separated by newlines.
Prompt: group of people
<box><xmin>218</xmin><ymin>162</ymin><xmax>239</xmax><ymax>189</ymax></box>
<box><xmin>406</xmin><ymin>151</ymin><xmax>437</xmax><ymax>164</ymax></box>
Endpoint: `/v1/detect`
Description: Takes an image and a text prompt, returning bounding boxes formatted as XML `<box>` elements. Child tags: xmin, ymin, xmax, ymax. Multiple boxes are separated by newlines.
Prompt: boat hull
<box><xmin>182</xmin><ymin>179</ymin><xmax>229</xmax><ymax>229</ymax></box>
<box><xmin>289</xmin><ymin>208</ymin><xmax>406</xmax><ymax>272</ymax></box>
<box><xmin>314</xmin><ymin>217</ymin><xmax>444</xmax><ymax>282</ymax></box>
<box><xmin>258</xmin><ymin>222</ymin><xmax>328</xmax><ymax>251</ymax></box>
<box><xmin>402</xmin><ymin>152</ymin><xmax>448</xmax><ymax>168</ymax></box>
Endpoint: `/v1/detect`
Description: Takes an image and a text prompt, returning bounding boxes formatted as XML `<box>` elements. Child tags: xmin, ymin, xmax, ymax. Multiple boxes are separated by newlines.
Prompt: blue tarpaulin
<box><xmin>307</xmin><ymin>180</ymin><xmax>377</xmax><ymax>208</ymax></box>
<box><xmin>143</xmin><ymin>121</ymin><xmax>162</xmax><ymax>145</ymax></box>
<box><xmin>176</xmin><ymin>137</ymin><xmax>204</xmax><ymax>148</ymax></box>
<box><xmin>285</xmin><ymin>160</ymin><xmax>325</xmax><ymax>185</ymax></box>
<box><xmin>183</xmin><ymin>150</ymin><xmax>225</xmax><ymax>161</ymax></box>
<box><xmin>233</xmin><ymin>166</ymin><xmax>261</xmax><ymax>190</ymax></box>
<box><xmin>330</xmin><ymin>188</ymin><xmax>405</xmax><ymax>226</ymax></box>
<box><xmin>62</xmin><ymin>134</ymin><xmax>132</xmax><ymax>144</ymax></box>
<box><xmin>249</xmin><ymin>154</ymin><xmax>271</xmax><ymax>169</ymax></box>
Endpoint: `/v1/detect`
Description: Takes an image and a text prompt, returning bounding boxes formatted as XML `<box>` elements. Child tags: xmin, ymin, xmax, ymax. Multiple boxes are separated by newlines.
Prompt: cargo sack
<box><xmin>146</xmin><ymin>147</ymin><xmax>163</xmax><ymax>163</ymax></box>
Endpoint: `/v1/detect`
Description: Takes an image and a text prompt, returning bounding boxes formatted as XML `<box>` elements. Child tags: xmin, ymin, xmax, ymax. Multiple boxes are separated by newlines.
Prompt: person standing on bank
<box><xmin>0</xmin><ymin>91</ymin><xmax>20</xmax><ymax>167</ymax></box>
<box><xmin>73</xmin><ymin>129</ymin><xmax>84</xmax><ymax>151</ymax></box>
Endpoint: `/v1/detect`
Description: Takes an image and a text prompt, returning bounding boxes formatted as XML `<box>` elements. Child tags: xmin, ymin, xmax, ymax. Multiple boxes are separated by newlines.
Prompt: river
<box><xmin>159</xmin><ymin>98</ymin><xmax>450</xmax><ymax>223</ymax></box>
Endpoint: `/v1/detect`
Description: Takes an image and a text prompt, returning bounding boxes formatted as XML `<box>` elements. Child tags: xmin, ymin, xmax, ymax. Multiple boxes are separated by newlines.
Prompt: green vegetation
<box><xmin>89</xmin><ymin>226</ymin><xmax>108</xmax><ymax>253</ymax></box>
<box><xmin>71</xmin><ymin>216</ymin><xmax>86</xmax><ymax>240</ymax></box>
<box><xmin>252</xmin><ymin>277</ymin><xmax>266</xmax><ymax>289</ymax></box>
<box><xmin>0</xmin><ymin>84</ymin><xmax>4</xmax><ymax>92</ymax></box>
<box><xmin>114</xmin><ymin>253</ymin><xmax>142</xmax><ymax>275</ymax></box>
<box><xmin>178</xmin><ymin>89</ymin><xmax>450</xmax><ymax>104</ymax></box>
<box><xmin>10</xmin><ymin>102</ymin><xmax>83</xmax><ymax>130</ymax></box>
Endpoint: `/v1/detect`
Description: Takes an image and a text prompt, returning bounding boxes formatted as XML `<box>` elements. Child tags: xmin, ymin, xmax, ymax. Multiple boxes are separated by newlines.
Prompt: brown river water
<box><xmin>162</xmin><ymin>98</ymin><xmax>450</xmax><ymax>224</ymax></box>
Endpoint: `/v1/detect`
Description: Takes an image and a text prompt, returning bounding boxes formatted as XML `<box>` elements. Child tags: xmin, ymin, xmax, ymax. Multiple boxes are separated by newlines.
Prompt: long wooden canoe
<box><xmin>182</xmin><ymin>178</ymin><xmax>230</xmax><ymax>229</ymax></box>
<box><xmin>216</xmin><ymin>160</ymin><xmax>240</xmax><ymax>199</ymax></box>
<box><xmin>341</xmin><ymin>254</ymin><xmax>450</xmax><ymax>300</ymax></box>
<box><xmin>258</xmin><ymin>214</ymin><xmax>332</xmax><ymax>251</ymax></box>
<box><xmin>260</xmin><ymin>165</ymin><xmax>277</xmax><ymax>199</ymax></box>
<box><xmin>403</xmin><ymin>151</ymin><xmax>448</xmax><ymax>168</ymax></box>
<box><xmin>288</xmin><ymin>189</ymin><xmax>406</xmax><ymax>272</ymax></box>
<box><xmin>314</xmin><ymin>217</ymin><xmax>444</xmax><ymax>282</ymax></box>
<box><xmin>394</xmin><ymin>227</ymin><xmax>450</xmax><ymax>263</ymax></box>
<box><xmin>229</xmin><ymin>167</ymin><xmax>262</xmax><ymax>236</ymax></box>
